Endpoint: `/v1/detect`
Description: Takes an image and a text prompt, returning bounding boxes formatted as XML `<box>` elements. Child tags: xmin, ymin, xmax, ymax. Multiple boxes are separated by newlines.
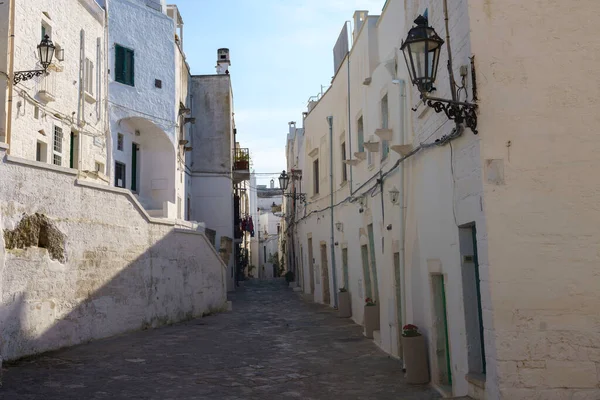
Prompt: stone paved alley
<box><xmin>1</xmin><ymin>280</ymin><xmax>441</xmax><ymax>400</ymax></box>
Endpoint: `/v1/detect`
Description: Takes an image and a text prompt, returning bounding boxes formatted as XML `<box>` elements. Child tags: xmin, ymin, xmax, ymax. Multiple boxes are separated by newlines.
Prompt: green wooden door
<box><xmin>367</xmin><ymin>224</ymin><xmax>379</xmax><ymax>301</ymax></box>
<box><xmin>131</xmin><ymin>143</ymin><xmax>138</xmax><ymax>192</ymax></box>
<box><xmin>472</xmin><ymin>226</ymin><xmax>486</xmax><ymax>374</ymax></box>
<box><xmin>361</xmin><ymin>245</ymin><xmax>371</xmax><ymax>299</ymax></box>
<box><xmin>432</xmin><ymin>274</ymin><xmax>452</xmax><ymax>386</ymax></box>
<box><xmin>342</xmin><ymin>248</ymin><xmax>349</xmax><ymax>291</ymax></box>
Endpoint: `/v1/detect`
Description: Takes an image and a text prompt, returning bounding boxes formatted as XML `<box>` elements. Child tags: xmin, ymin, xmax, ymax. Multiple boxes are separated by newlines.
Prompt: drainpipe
<box><xmin>77</xmin><ymin>29</ymin><xmax>85</xmax><ymax>127</ymax></box>
<box><xmin>5</xmin><ymin>0</ymin><xmax>16</xmax><ymax>152</ymax></box>
<box><xmin>346</xmin><ymin>33</ymin><xmax>353</xmax><ymax>194</ymax></box>
<box><xmin>443</xmin><ymin>0</ymin><xmax>458</xmax><ymax>102</ymax></box>
<box><xmin>393</xmin><ymin>77</ymin><xmax>408</xmax><ymax>357</ymax></box>
<box><xmin>103</xmin><ymin>1</ymin><xmax>112</xmax><ymax>181</ymax></box>
<box><xmin>327</xmin><ymin>116</ymin><xmax>338</xmax><ymax>308</ymax></box>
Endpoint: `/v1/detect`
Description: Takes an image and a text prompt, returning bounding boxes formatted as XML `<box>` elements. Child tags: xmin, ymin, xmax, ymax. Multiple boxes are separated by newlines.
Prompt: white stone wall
<box><xmin>106</xmin><ymin>0</ymin><xmax>177</xmax><ymax>195</ymax></box>
<box><xmin>467</xmin><ymin>1</ymin><xmax>600</xmax><ymax>399</ymax></box>
<box><xmin>5</xmin><ymin>0</ymin><xmax>108</xmax><ymax>175</ymax></box>
<box><xmin>0</xmin><ymin>146</ymin><xmax>227</xmax><ymax>361</ymax></box>
<box><xmin>290</xmin><ymin>2</ymin><xmax>491</xmax><ymax>397</ymax></box>
<box><xmin>294</xmin><ymin>3</ymin><xmax>411</xmax><ymax>360</ymax></box>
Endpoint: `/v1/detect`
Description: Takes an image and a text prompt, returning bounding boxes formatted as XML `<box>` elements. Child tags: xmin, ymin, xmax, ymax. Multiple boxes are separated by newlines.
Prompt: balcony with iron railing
<box><xmin>233</xmin><ymin>148</ymin><xmax>250</xmax><ymax>183</ymax></box>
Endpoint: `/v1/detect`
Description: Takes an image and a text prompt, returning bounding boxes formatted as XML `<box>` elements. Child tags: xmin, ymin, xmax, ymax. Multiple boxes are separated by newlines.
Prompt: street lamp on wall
<box><xmin>401</xmin><ymin>15</ymin><xmax>478</xmax><ymax>134</ymax></box>
<box><xmin>13</xmin><ymin>35</ymin><xmax>56</xmax><ymax>85</ymax></box>
<box><xmin>278</xmin><ymin>170</ymin><xmax>306</xmax><ymax>202</ymax></box>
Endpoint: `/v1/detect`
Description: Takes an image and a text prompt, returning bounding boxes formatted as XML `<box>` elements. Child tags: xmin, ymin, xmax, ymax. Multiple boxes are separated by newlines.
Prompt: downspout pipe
<box><xmin>5</xmin><ymin>0</ymin><xmax>16</xmax><ymax>152</ymax></box>
<box><xmin>392</xmin><ymin>76</ymin><xmax>408</xmax><ymax>362</ymax></box>
<box><xmin>346</xmin><ymin>38</ymin><xmax>353</xmax><ymax>194</ymax></box>
<box><xmin>327</xmin><ymin>115</ymin><xmax>338</xmax><ymax>309</ymax></box>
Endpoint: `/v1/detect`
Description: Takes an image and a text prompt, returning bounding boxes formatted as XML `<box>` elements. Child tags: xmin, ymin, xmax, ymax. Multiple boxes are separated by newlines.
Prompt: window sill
<box><xmin>465</xmin><ymin>372</ymin><xmax>486</xmax><ymax>389</ymax></box>
<box><xmin>84</xmin><ymin>91</ymin><xmax>96</xmax><ymax>104</ymax></box>
<box><xmin>114</xmin><ymin>80</ymin><xmax>135</xmax><ymax>88</ymax></box>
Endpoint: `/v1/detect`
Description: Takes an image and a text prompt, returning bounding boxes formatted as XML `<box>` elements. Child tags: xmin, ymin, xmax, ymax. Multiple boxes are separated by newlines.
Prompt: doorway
<box><xmin>367</xmin><ymin>224</ymin><xmax>379</xmax><ymax>300</ymax></box>
<box><xmin>393</xmin><ymin>252</ymin><xmax>402</xmax><ymax>356</ymax></box>
<box><xmin>69</xmin><ymin>131</ymin><xmax>79</xmax><ymax>169</ymax></box>
<box><xmin>460</xmin><ymin>224</ymin><xmax>486</xmax><ymax>376</ymax></box>
<box><xmin>432</xmin><ymin>274</ymin><xmax>452</xmax><ymax>387</ymax></box>
<box><xmin>320</xmin><ymin>243</ymin><xmax>330</xmax><ymax>305</ymax></box>
<box><xmin>131</xmin><ymin>143</ymin><xmax>139</xmax><ymax>192</ymax></box>
<box><xmin>308</xmin><ymin>237</ymin><xmax>315</xmax><ymax>295</ymax></box>
<box><xmin>342</xmin><ymin>247</ymin><xmax>349</xmax><ymax>291</ymax></box>
<box><xmin>361</xmin><ymin>244</ymin><xmax>371</xmax><ymax>298</ymax></box>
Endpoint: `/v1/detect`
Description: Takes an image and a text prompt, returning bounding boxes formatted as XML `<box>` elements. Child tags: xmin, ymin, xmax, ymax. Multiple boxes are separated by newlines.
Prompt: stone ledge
<box><xmin>466</xmin><ymin>372</ymin><xmax>486</xmax><ymax>388</ymax></box>
<box><xmin>6</xmin><ymin>155</ymin><xmax>78</xmax><ymax>176</ymax></box>
<box><xmin>75</xmin><ymin>179</ymin><xmax>174</xmax><ymax>226</ymax></box>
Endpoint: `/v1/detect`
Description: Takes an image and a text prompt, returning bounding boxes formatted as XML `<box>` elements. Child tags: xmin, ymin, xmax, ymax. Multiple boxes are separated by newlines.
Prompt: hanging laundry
<box><xmin>248</xmin><ymin>217</ymin><xmax>255</xmax><ymax>237</ymax></box>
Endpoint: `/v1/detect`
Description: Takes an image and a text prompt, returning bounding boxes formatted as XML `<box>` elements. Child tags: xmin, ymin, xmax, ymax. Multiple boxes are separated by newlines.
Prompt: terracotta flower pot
<box><xmin>363</xmin><ymin>304</ymin><xmax>380</xmax><ymax>338</ymax></box>
<box><xmin>338</xmin><ymin>291</ymin><xmax>351</xmax><ymax>318</ymax></box>
<box><xmin>401</xmin><ymin>335</ymin><xmax>430</xmax><ymax>384</ymax></box>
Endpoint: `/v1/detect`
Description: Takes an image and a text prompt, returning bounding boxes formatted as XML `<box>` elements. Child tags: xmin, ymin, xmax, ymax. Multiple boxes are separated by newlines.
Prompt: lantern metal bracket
<box><xmin>422</xmin><ymin>94</ymin><xmax>478</xmax><ymax>135</ymax></box>
<box><xmin>282</xmin><ymin>192</ymin><xmax>307</xmax><ymax>202</ymax></box>
<box><xmin>13</xmin><ymin>69</ymin><xmax>47</xmax><ymax>85</ymax></box>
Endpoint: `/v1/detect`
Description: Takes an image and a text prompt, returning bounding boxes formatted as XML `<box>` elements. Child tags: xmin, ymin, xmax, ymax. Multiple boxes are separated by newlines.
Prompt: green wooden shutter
<box><xmin>115</xmin><ymin>45</ymin><xmax>125</xmax><ymax>83</ymax></box>
<box><xmin>122</xmin><ymin>48</ymin><xmax>134</xmax><ymax>86</ymax></box>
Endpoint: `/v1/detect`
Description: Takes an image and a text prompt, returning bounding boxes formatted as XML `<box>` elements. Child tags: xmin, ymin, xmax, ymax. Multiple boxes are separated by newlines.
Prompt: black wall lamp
<box><xmin>279</xmin><ymin>170</ymin><xmax>307</xmax><ymax>202</ymax></box>
<box><xmin>401</xmin><ymin>15</ymin><xmax>478</xmax><ymax>134</ymax></box>
<box><xmin>14</xmin><ymin>35</ymin><xmax>55</xmax><ymax>85</ymax></box>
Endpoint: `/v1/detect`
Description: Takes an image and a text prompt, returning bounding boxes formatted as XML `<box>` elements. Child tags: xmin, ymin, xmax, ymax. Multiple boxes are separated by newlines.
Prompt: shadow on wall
<box><xmin>0</xmin><ymin>220</ymin><xmax>227</xmax><ymax>362</ymax></box>
<box><xmin>0</xmin><ymin>155</ymin><xmax>227</xmax><ymax>362</ymax></box>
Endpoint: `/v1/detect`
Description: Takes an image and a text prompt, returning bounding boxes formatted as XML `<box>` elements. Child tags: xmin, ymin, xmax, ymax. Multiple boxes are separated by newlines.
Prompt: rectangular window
<box><xmin>41</xmin><ymin>22</ymin><xmax>51</xmax><ymax>40</ymax></box>
<box><xmin>53</xmin><ymin>125</ymin><xmax>63</xmax><ymax>153</ymax></box>
<box><xmin>85</xmin><ymin>58</ymin><xmax>94</xmax><ymax>95</ymax></box>
<box><xmin>381</xmin><ymin>94</ymin><xmax>390</xmax><ymax>160</ymax></box>
<box><xmin>357</xmin><ymin>116</ymin><xmax>364</xmax><ymax>152</ymax></box>
<box><xmin>36</xmin><ymin>141</ymin><xmax>47</xmax><ymax>163</ymax></box>
<box><xmin>115</xmin><ymin>162</ymin><xmax>126</xmax><ymax>188</ymax></box>
<box><xmin>341</xmin><ymin>141</ymin><xmax>347</xmax><ymax>183</ymax></box>
<box><xmin>52</xmin><ymin>125</ymin><xmax>63</xmax><ymax>166</ymax></box>
<box><xmin>313</xmin><ymin>159</ymin><xmax>319</xmax><ymax>195</ymax></box>
<box><xmin>115</xmin><ymin>44</ymin><xmax>135</xmax><ymax>86</ymax></box>
<box><xmin>117</xmin><ymin>133</ymin><xmax>124</xmax><ymax>151</ymax></box>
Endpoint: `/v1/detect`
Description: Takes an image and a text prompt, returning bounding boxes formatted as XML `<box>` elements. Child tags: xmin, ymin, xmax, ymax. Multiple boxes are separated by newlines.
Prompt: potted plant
<box><xmin>363</xmin><ymin>297</ymin><xmax>380</xmax><ymax>338</ymax></box>
<box><xmin>234</xmin><ymin>152</ymin><xmax>249</xmax><ymax>171</ymax></box>
<box><xmin>338</xmin><ymin>287</ymin><xmax>351</xmax><ymax>318</ymax></box>
<box><xmin>401</xmin><ymin>324</ymin><xmax>430</xmax><ymax>384</ymax></box>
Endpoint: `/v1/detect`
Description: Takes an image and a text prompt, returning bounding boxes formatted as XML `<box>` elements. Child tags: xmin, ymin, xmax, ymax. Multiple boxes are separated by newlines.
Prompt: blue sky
<box><xmin>175</xmin><ymin>0</ymin><xmax>384</xmax><ymax>184</ymax></box>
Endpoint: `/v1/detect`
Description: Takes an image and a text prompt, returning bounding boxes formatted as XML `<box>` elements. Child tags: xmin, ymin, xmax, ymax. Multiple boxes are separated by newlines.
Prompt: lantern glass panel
<box><xmin>38</xmin><ymin>36</ymin><xmax>55</xmax><ymax>68</ymax></box>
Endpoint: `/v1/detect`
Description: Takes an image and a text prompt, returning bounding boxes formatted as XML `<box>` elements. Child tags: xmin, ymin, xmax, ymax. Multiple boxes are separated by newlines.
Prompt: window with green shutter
<box><xmin>115</xmin><ymin>44</ymin><xmax>135</xmax><ymax>86</ymax></box>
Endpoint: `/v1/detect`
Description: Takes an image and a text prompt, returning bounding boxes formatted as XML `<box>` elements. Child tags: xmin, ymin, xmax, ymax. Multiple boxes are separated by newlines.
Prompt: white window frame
<box><xmin>53</xmin><ymin>125</ymin><xmax>63</xmax><ymax>166</ymax></box>
<box><xmin>85</xmin><ymin>58</ymin><xmax>94</xmax><ymax>95</ymax></box>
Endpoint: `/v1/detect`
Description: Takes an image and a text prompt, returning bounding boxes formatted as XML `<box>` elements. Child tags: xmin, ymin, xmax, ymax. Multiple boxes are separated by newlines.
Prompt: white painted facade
<box><xmin>106</xmin><ymin>0</ymin><xmax>179</xmax><ymax>218</ymax></box>
<box><xmin>0</xmin><ymin>145</ymin><xmax>227</xmax><ymax>362</ymax></box>
<box><xmin>0</xmin><ymin>0</ymin><xmax>108</xmax><ymax>180</ymax></box>
<box><xmin>258</xmin><ymin>211</ymin><xmax>281</xmax><ymax>279</ymax></box>
<box><xmin>287</xmin><ymin>1</ymin><xmax>600</xmax><ymax>399</ymax></box>
<box><xmin>188</xmin><ymin>73</ymin><xmax>236</xmax><ymax>291</ymax></box>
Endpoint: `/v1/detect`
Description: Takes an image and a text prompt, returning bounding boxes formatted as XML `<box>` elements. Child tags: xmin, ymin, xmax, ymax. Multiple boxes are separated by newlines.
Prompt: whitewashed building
<box><xmin>285</xmin><ymin>0</ymin><xmax>600</xmax><ymax>398</ymax></box>
<box><xmin>0</xmin><ymin>0</ymin><xmax>108</xmax><ymax>178</ymax></box>
<box><xmin>106</xmin><ymin>0</ymin><xmax>184</xmax><ymax>218</ymax></box>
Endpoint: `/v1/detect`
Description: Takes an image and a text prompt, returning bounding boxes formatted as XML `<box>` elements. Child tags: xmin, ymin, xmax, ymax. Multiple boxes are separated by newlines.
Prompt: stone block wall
<box><xmin>0</xmin><ymin>146</ymin><xmax>227</xmax><ymax>361</ymax></box>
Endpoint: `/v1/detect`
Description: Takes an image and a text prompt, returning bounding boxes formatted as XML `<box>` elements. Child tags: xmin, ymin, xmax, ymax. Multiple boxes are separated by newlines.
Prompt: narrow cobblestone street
<box><xmin>1</xmin><ymin>280</ymin><xmax>441</xmax><ymax>399</ymax></box>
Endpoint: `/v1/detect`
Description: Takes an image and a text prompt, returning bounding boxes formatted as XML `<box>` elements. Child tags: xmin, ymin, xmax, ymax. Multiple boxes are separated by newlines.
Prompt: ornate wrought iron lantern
<box><xmin>14</xmin><ymin>35</ymin><xmax>55</xmax><ymax>84</ymax></box>
<box><xmin>401</xmin><ymin>15</ymin><xmax>478</xmax><ymax>134</ymax></box>
<box><xmin>279</xmin><ymin>170</ymin><xmax>306</xmax><ymax>202</ymax></box>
